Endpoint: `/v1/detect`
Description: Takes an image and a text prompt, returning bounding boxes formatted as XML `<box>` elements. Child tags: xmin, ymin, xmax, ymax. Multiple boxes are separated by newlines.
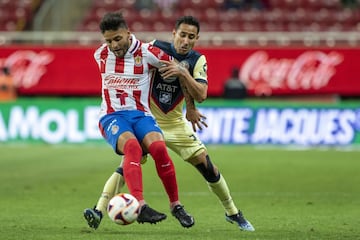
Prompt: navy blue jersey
<box><xmin>151</xmin><ymin>40</ymin><xmax>207</xmax><ymax>115</ymax></box>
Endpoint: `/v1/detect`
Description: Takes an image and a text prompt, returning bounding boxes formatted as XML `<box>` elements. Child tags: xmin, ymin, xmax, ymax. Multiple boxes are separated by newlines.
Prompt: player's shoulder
<box><xmin>153</xmin><ymin>40</ymin><xmax>172</xmax><ymax>53</ymax></box>
<box><xmin>141</xmin><ymin>41</ymin><xmax>163</xmax><ymax>55</ymax></box>
<box><xmin>95</xmin><ymin>43</ymin><xmax>107</xmax><ymax>52</ymax></box>
<box><xmin>189</xmin><ymin>49</ymin><xmax>204</xmax><ymax>61</ymax></box>
<box><xmin>94</xmin><ymin>43</ymin><xmax>108</xmax><ymax>59</ymax></box>
<box><xmin>184</xmin><ymin>50</ymin><xmax>206</xmax><ymax>70</ymax></box>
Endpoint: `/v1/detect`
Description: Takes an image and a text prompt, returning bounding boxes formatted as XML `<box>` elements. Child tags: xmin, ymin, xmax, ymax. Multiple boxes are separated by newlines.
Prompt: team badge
<box><xmin>159</xmin><ymin>91</ymin><xmax>172</xmax><ymax>105</ymax></box>
<box><xmin>201</xmin><ymin>63</ymin><xmax>208</xmax><ymax>77</ymax></box>
<box><xmin>180</xmin><ymin>60</ymin><xmax>189</xmax><ymax>69</ymax></box>
<box><xmin>111</xmin><ymin>125</ymin><xmax>119</xmax><ymax>135</ymax></box>
<box><xmin>203</xmin><ymin>63</ymin><xmax>207</xmax><ymax>72</ymax></box>
<box><xmin>134</xmin><ymin>55</ymin><xmax>142</xmax><ymax>67</ymax></box>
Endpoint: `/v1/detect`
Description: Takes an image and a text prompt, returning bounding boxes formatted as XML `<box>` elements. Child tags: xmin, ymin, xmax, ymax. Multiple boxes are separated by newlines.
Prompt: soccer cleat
<box><xmin>83</xmin><ymin>207</ymin><xmax>103</xmax><ymax>229</ymax></box>
<box><xmin>171</xmin><ymin>205</ymin><xmax>195</xmax><ymax>228</ymax></box>
<box><xmin>225</xmin><ymin>211</ymin><xmax>255</xmax><ymax>232</ymax></box>
<box><xmin>137</xmin><ymin>204</ymin><xmax>167</xmax><ymax>224</ymax></box>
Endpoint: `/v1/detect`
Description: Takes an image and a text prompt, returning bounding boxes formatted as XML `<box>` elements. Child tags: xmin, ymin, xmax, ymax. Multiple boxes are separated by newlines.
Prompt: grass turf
<box><xmin>0</xmin><ymin>144</ymin><xmax>359</xmax><ymax>240</ymax></box>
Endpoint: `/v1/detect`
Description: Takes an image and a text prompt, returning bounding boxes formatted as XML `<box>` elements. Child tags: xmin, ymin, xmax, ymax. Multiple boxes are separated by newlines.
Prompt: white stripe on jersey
<box><xmin>94</xmin><ymin>34</ymin><xmax>172</xmax><ymax>119</ymax></box>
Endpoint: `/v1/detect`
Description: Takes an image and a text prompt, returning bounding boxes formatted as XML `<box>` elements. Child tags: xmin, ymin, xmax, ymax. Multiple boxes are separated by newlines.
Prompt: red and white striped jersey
<box><xmin>94</xmin><ymin>34</ymin><xmax>172</xmax><ymax>119</ymax></box>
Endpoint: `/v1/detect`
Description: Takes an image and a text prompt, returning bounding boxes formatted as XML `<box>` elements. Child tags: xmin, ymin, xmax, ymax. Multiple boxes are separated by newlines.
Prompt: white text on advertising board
<box><xmin>1</xmin><ymin>106</ymin><xmax>359</xmax><ymax>145</ymax></box>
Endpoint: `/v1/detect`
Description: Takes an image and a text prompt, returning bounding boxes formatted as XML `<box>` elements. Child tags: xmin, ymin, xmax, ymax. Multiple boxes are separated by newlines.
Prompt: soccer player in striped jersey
<box><xmin>83</xmin><ymin>11</ymin><xmax>194</xmax><ymax>229</ymax></box>
<box><xmin>86</xmin><ymin>15</ymin><xmax>255</xmax><ymax>232</ymax></box>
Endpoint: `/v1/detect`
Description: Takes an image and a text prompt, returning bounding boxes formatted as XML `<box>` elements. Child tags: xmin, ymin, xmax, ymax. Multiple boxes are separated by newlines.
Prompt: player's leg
<box><xmin>97</xmin><ymin>167</ymin><xmax>123</xmax><ymax>214</ymax></box>
<box><xmin>136</xmin><ymin>117</ymin><xmax>194</xmax><ymax>228</ymax></box>
<box><xmin>83</xmin><ymin>161</ymin><xmax>124</xmax><ymax>229</ymax></box>
<box><xmin>112</xmin><ymin>155</ymin><xmax>166</xmax><ymax>225</ymax></box>
<box><xmin>83</xmin><ymin>169</ymin><xmax>121</xmax><ymax>229</ymax></box>
<box><xmin>114</xmin><ymin>159</ymin><xmax>125</xmax><ymax>194</ymax></box>
<box><xmin>83</xmin><ymin>113</ymin><xmax>130</xmax><ymax>229</ymax></box>
<box><xmin>120</xmin><ymin>131</ymin><xmax>167</xmax><ymax>224</ymax></box>
<box><xmin>162</xmin><ymin>120</ymin><xmax>254</xmax><ymax>231</ymax></box>
<box><xmin>114</xmin><ymin>155</ymin><xmax>147</xmax><ymax>195</ymax></box>
<box><xmin>144</xmin><ymin>133</ymin><xmax>194</xmax><ymax>228</ymax></box>
<box><xmin>190</xmin><ymin>152</ymin><xmax>255</xmax><ymax>231</ymax></box>
<box><xmin>85</xmin><ymin>112</ymin><xmax>165</xmax><ymax>228</ymax></box>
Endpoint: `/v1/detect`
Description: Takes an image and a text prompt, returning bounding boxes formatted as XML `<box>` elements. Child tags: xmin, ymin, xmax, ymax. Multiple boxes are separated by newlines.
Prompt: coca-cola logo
<box><xmin>240</xmin><ymin>51</ymin><xmax>343</xmax><ymax>96</ymax></box>
<box><xmin>1</xmin><ymin>50</ymin><xmax>54</xmax><ymax>88</ymax></box>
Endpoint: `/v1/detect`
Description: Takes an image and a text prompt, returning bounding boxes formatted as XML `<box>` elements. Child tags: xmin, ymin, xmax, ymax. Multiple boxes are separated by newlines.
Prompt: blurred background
<box><xmin>1</xmin><ymin>0</ymin><xmax>360</xmax><ymax>147</ymax></box>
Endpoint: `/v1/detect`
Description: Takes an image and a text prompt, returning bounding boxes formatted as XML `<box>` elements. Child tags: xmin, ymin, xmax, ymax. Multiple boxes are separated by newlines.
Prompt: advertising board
<box><xmin>1</xmin><ymin>98</ymin><xmax>359</xmax><ymax>146</ymax></box>
<box><xmin>1</xmin><ymin>46</ymin><xmax>359</xmax><ymax>97</ymax></box>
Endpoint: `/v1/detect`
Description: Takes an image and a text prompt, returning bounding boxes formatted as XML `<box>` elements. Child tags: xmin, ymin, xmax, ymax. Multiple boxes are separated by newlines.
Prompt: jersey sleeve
<box><xmin>193</xmin><ymin>55</ymin><xmax>208</xmax><ymax>84</ymax></box>
<box><xmin>93</xmin><ymin>43</ymin><xmax>107</xmax><ymax>67</ymax></box>
<box><xmin>145</xmin><ymin>43</ymin><xmax>173</xmax><ymax>69</ymax></box>
<box><xmin>93</xmin><ymin>48</ymin><xmax>100</xmax><ymax>66</ymax></box>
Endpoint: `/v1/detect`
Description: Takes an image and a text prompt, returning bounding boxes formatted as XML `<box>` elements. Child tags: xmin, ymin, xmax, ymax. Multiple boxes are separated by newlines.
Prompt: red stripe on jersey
<box><xmin>100</xmin><ymin>47</ymin><xmax>108</xmax><ymax>73</ymax></box>
<box><xmin>133</xmin><ymin>90</ymin><xmax>145</xmax><ymax>111</ymax></box>
<box><xmin>104</xmin><ymin>88</ymin><xmax>115</xmax><ymax>114</ymax></box>
<box><xmin>133</xmin><ymin>47</ymin><xmax>144</xmax><ymax>74</ymax></box>
<box><xmin>147</xmin><ymin>44</ymin><xmax>172</xmax><ymax>61</ymax></box>
<box><xmin>115</xmin><ymin>57</ymin><xmax>125</xmax><ymax>73</ymax></box>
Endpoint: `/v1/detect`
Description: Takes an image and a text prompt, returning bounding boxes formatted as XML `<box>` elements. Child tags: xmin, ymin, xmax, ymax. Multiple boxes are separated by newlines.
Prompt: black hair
<box><xmin>99</xmin><ymin>11</ymin><xmax>128</xmax><ymax>33</ymax></box>
<box><xmin>175</xmin><ymin>16</ymin><xmax>200</xmax><ymax>34</ymax></box>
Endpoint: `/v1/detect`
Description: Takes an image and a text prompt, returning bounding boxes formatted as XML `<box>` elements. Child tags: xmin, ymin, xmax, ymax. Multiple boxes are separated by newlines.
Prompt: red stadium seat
<box><xmin>159</xmin><ymin>10</ymin><xmax>183</xmax><ymax>22</ymax></box>
<box><xmin>92</xmin><ymin>0</ymin><xmax>118</xmax><ymax>9</ymax></box>
<box><xmin>117</xmin><ymin>0</ymin><xmax>136</xmax><ymax>8</ymax></box>
<box><xmin>76</xmin><ymin>0</ymin><xmax>360</xmax><ymax>32</ymax></box>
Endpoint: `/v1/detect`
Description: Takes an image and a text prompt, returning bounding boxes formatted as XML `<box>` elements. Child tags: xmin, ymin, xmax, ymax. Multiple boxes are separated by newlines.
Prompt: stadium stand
<box><xmin>0</xmin><ymin>0</ymin><xmax>43</xmax><ymax>31</ymax></box>
<box><xmin>0</xmin><ymin>0</ymin><xmax>359</xmax><ymax>46</ymax></box>
<box><xmin>77</xmin><ymin>0</ymin><xmax>360</xmax><ymax>32</ymax></box>
<box><xmin>0</xmin><ymin>0</ymin><xmax>358</xmax><ymax>32</ymax></box>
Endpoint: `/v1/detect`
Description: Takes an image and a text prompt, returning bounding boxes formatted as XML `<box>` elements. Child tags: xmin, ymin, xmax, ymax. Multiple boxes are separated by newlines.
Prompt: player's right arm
<box><xmin>178</xmin><ymin>57</ymin><xmax>208</xmax><ymax>103</ymax></box>
<box><xmin>159</xmin><ymin>56</ymin><xmax>208</xmax><ymax>103</ymax></box>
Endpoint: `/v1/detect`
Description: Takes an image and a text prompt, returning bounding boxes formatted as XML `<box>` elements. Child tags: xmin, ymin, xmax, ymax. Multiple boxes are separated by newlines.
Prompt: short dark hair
<box><xmin>99</xmin><ymin>12</ymin><xmax>128</xmax><ymax>33</ymax></box>
<box><xmin>175</xmin><ymin>16</ymin><xmax>200</xmax><ymax>34</ymax></box>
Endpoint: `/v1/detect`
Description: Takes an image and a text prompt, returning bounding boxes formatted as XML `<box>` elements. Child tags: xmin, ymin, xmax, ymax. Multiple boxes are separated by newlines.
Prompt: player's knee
<box><xmin>148</xmin><ymin>141</ymin><xmax>168</xmax><ymax>160</ymax></box>
<box><xmin>195</xmin><ymin>155</ymin><xmax>220</xmax><ymax>183</ymax></box>
<box><xmin>123</xmin><ymin>138</ymin><xmax>142</xmax><ymax>156</ymax></box>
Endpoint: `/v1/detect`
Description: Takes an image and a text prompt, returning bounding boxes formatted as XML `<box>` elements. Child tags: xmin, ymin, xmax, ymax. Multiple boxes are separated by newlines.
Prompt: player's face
<box><xmin>103</xmin><ymin>28</ymin><xmax>131</xmax><ymax>58</ymax></box>
<box><xmin>172</xmin><ymin>23</ymin><xmax>199</xmax><ymax>55</ymax></box>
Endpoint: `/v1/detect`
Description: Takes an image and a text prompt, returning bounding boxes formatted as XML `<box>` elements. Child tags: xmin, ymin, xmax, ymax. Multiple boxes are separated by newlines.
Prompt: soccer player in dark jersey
<box><xmin>84</xmin><ymin>15</ymin><xmax>255</xmax><ymax>232</ymax></box>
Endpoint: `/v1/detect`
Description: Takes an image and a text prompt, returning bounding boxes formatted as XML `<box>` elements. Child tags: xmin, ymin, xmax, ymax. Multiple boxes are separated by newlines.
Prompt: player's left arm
<box><xmin>146</xmin><ymin>44</ymin><xmax>173</xmax><ymax>68</ymax></box>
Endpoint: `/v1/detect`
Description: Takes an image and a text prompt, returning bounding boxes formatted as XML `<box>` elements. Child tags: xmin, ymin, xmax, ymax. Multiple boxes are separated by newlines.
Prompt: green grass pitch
<box><xmin>0</xmin><ymin>144</ymin><xmax>359</xmax><ymax>240</ymax></box>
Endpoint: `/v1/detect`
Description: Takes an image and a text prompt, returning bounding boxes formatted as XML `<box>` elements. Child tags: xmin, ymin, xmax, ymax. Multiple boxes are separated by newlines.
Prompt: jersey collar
<box><xmin>128</xmin><ymin>34</ymin><xmax>140</xmax><ymax>54</ymax></box>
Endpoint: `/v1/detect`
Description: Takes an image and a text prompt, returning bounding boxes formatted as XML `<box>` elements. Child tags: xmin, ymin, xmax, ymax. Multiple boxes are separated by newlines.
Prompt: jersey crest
<box><xmin>134</xmin><ymin>55</ymin><xmax>142</xmax><ymax>67</ymax></box>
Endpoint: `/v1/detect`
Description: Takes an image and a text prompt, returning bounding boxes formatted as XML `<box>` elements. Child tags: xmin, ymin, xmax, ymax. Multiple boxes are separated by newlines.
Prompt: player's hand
<box><xmin>159</xmin><ymin>60</ymin><xmax>184</xmax><ymax>79</ymax></box>
<box><xmin>186</xmin><ymin>107</ymin><xmax>208</xmax><ymax>132</ymax></box>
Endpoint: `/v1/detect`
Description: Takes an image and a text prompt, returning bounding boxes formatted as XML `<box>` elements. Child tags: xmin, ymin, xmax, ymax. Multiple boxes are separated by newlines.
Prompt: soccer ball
<box><xmin>107</xmin><ymin>193</ymin><xmax>140</xmax><ymax>225</ymax></box>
